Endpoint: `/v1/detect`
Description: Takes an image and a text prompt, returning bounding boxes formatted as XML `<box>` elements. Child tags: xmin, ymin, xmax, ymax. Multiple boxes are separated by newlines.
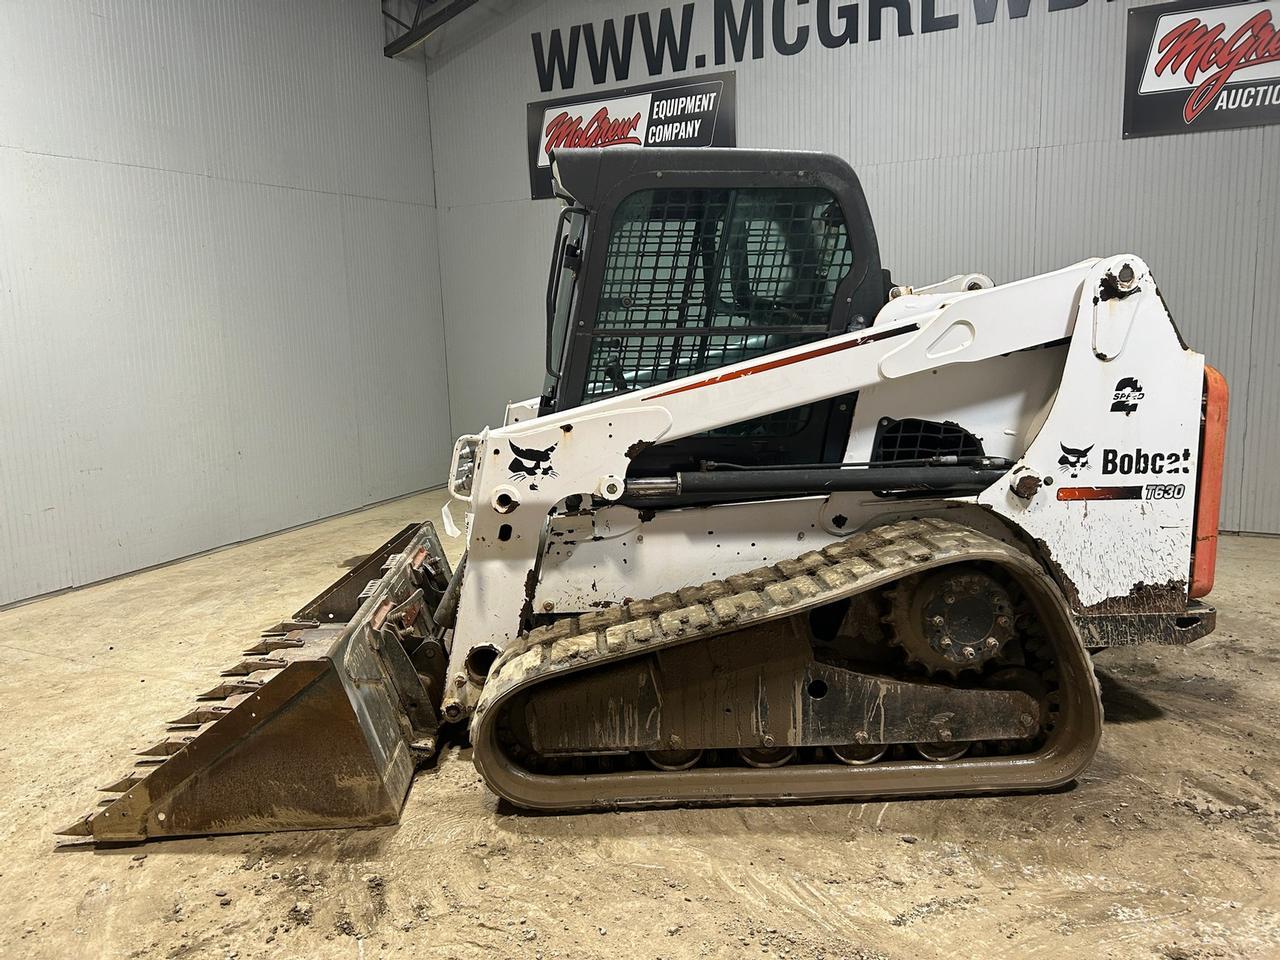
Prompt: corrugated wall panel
<box><xmin>1239</xmin><ymin>127</ymin><xmax>1280</xmax><ymax>534</ymax></box>
<box><xmin>0</xmin><ymin>0</ymin><xmax>448</xmax><ymax>605</ymax></box>
<box><xmin>1035</xmin><ymin>132</ymin><xmax>1267</xmax><ymax>531</ymax></box>
<box><xmin>340</xmin><ymin>194</ymin><xmax>454</xmax><ymax>503</ymax></box>
<box><xmin>199</xmin><ymin>2</ymin><xmax>349</xmax><ymax>196</ymax></box>
<box><xmin>207</xmin><ymin>178</ymin><xmax>366</xmax><ymax>537</ymax></box>
<box><xmin>0</xmin><ymin>148</ymin><xmax>237</xmax><ymax>598</ymax></box>
<box><xmin>0</xmin><ymin>2</ymin><xmax>212</xmax><ymax>175</ymax></box>
<box><xmin>426</xmin><ymin>0</ymin><xmax>1277</xmax><ymax>532</ymax></box>
<box><xmin>746</xmin><ymin>10</ymin><xmax>1051</xmax><ymax>167</ymax></box>
<box><xmin>331</xmin><ymin>2</ymin><xmax>437</xmax><ymax>206</ymax></box>
<box><xmin>0</xmin><ymin>1</ymin><xmax>433</xmax><ymax>206</ymax></box>
<box><xmin>427</xmin><ymin>3</ymin><xmax>554</xmax><ymax>207</ymax></box>
<box><xmin>858</xmin><ymin>150</ymin><xmax>1043</xmax><ymax>286</ymax></box>
<box><xmin>438</xmin><ymin>200</ymin><xmax>561</xmax><ymax>432</ymax></box>
<box><xmin>1038</xmin><ymin>2</ymin><xmax>1129</xmax><ymax>148</ymax></box>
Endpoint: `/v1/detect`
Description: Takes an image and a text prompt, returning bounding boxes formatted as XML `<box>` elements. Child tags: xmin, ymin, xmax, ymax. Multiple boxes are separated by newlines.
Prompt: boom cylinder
<box><xmin>622</xmin><ymin>465</ymin><xmax>1006</xmax><ymax>502</ymax></box>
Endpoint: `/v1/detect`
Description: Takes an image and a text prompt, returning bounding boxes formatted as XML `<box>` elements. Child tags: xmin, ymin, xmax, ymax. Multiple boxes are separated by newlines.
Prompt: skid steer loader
<box><xmin>61</xmin><ymin>148</ymin><xmax>1229</xmax><ymax>842</ymax></box>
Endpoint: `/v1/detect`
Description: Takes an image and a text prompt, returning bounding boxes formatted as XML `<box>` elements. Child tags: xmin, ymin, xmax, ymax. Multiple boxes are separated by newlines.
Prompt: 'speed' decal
<box><xmin>1110</xmin><ymin>377</ymin><xmax>1144</xmax><ymax>415</ymax></box>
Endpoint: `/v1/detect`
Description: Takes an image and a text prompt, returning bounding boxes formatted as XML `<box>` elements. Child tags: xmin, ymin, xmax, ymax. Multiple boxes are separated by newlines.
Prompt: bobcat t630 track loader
<box><xmin>61</xmin><ymin>148</ymin><xmax>1229</xmax><ymax>842</ymax></box>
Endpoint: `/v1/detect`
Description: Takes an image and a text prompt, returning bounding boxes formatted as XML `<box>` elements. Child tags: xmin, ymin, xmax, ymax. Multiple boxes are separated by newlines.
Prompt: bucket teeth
<box><xmin>221</xmin><ymin>657</ymin><xmax>287</xmax><ymax>677</ymax></box>
<box><xmin>167</xmin><ymin>710</ymin><xmax>222</xmax><ymax>729</ymax></box>
<box><xmin>198</xmin><ymin>677</ymin><xmax>264</xmax><ymax>700</ymax></box>
<box><xmin>55</xmin><ymin>816</ymin><xmax>93</xmax><ymax>838</ymax></box>
<box><xmin>168</xmin><ymin>694</ymin><xmax>248</xmax><ymax>727</ymax></box>
<box><xmin>242</xmin><ymin>636</ymin><xmax>305</xmax><ymax>655</ymax></box>
<box><xmin>100</xmin><ymin>773</ymin><xmax>144</xmax><ymax>793</ymax></box>
<box><xmin>136</xmin><ymin>738</ymin><xmax>188</xmax><ymax>757</ymax></box>
<box><xmin>260</xmin><ymin>619</ymin><xmax>319</xmax><ymax>635</ymax></box>
<box><xmin>137</xmin><ymin>726</ymin><xmax>210</xmax><ymax>757</ymax></box>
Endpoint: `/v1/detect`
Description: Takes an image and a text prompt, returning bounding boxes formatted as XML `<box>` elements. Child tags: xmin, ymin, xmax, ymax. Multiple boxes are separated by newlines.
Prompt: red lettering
<box><xmin>1152</xmin><ymin>10</ymin><xmax>1280</xmax><ymax>123</ymax></box>
<box><xmin>543</xmin><ymin>107</ymin><xmax>643</xmax><ymax>157</ymax></box>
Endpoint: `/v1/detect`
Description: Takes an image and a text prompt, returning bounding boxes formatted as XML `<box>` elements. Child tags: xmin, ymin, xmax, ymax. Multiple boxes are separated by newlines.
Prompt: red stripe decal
<box><xmin>641</xmin><ymin>324</ymin><xmax>918</xmax><ymax>401</ymax></box>
<box><xmin>1055</xmin><ymin>486</ymin><xmax>1143</xmax><ymax>502</ymax></box>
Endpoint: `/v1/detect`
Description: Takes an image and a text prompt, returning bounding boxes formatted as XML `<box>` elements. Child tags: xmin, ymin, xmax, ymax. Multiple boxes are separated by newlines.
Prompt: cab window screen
<box><xmin>583</xmin><ymin>187</ymin><xmax>854</xmax><ymax>436</ymax></box>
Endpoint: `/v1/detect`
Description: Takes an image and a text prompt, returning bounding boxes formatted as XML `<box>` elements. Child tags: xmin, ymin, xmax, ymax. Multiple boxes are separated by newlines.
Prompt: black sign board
<box><xmin>526</xmin><ymin>73</ymin><xmax>736</xmax><ymax>199</ymax></box>
<box><xmin>1124</xmin><ymin>0</ymin><xmax>1280</xmax><ymax>138</ymax></box>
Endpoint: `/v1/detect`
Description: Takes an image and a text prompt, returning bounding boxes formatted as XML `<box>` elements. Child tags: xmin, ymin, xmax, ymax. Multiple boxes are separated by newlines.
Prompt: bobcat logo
<box><xmin>1058</xmin><ymin>443</ymin><xmax>1094</xmax><ymax>479</ymax></box>
<box><xmin>1110</xmin><ymin>377</ymin><xmax>1144</xmax><ymax>416</ymax></box>
<box><xmin>508</xmin><ymin>441</ymin><xmax>558</xmax><ymax>485</ymax></box>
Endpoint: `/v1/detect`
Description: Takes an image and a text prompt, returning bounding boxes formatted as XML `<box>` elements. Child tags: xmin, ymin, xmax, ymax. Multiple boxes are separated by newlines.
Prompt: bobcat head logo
<box><xmin>1058</xmin><ymin>443</ymin><xmax>1094</xmax><ymax>479</ymax></box>
<box><xmin>508</xmin><ymin>441</ymin><xmax>557</xmax><ymax>485</ymax></box>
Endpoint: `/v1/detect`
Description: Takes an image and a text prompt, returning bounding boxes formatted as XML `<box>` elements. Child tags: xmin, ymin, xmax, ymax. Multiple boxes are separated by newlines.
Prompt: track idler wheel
<box><xmin>915</xmin><ymin>741</ymin><xmax>971</xmax><ymax>762</ymax></box>
<box><xmin>831</xmin><ymin>743</ymin><xmax>888</xmax><ymax>765</ymax></box>
<box><xmin>646</xmin><ymin>749</ymin><xmax>703</xmax><ymax>771</ymax></box>
<box><xmin>738</xmin><ymin>746</ymin><xmax>796</xmax><ymax>768</ymax></box>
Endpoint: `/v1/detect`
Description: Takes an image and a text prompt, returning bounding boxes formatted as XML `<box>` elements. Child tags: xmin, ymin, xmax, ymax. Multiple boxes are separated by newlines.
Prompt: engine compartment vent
<box><xmin>872</xmin><ymin>417</ymin><xmax>985</xmax><ymax>462</ymax></box>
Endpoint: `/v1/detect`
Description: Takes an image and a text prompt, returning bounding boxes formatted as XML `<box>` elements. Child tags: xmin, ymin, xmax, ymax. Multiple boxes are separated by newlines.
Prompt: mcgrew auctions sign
<box><xmin>526</xmin><ymin>73</ymin><xmax>736</xmax><ymax>199</ymax></box>
<box><xmin>1125</xmin><ymin>0</ymin><xmax>1280</xmax><ymax>137</ymax></box>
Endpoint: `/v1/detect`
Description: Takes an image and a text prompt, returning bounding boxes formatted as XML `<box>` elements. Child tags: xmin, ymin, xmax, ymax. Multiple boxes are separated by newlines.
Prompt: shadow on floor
<box><xmin>1094</xmin><ymin>668</ymin><xmax>1165</xmax><ymax>723</ymax></box>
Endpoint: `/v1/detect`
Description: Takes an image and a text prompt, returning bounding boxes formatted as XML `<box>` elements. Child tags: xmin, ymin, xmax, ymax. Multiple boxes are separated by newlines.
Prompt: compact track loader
<box><xmin>61</xmin><ymin>148</ymin><xmax>1229</xmax><ymax>842</ymax></box>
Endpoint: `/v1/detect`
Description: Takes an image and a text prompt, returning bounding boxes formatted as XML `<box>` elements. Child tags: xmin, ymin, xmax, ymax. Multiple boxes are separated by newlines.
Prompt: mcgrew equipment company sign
<box><xmin>525</xmin><ymin>73</ymin><xmax>736</xmax><ymax>199</ymax></box>
<box><xmin>1125</xmin><ymin>0</ymin><xmax>1280</xmax><ymax>137</ymax></box>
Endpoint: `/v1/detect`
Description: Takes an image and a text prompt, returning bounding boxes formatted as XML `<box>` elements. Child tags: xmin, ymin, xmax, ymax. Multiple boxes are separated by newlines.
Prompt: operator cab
<box><xmin>542</xmin><ymin>147</ymin><xmax>888</xmax><ymax>475</ymax></box>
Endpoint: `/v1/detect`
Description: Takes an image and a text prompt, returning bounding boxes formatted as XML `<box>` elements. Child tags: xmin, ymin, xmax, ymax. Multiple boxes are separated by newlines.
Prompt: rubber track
<box><xmin>472</xmin><ymin>516</ymin><xmax>1103</xmax><ymax>811</ymax></box>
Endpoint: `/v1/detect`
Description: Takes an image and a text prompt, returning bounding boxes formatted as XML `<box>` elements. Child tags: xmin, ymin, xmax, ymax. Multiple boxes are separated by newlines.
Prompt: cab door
<box><xmin>548</xmin><ymin>149</ymin><xmax>885</xmax><ymax>474</ymax></box>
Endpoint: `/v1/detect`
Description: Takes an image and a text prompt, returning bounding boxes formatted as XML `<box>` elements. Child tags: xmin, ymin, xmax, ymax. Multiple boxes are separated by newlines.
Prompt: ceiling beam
<box><xmin>383</xmin><ymin>0</ymin><xmax>480</xmax><ymax>58</ymax></box>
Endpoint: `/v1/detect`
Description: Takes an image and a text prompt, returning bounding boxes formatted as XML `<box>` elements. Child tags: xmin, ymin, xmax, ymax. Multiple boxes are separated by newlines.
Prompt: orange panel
<box><xmin>1190</xmin><ymin>365</ymin><xmax>1229</xmax><ymax>599</ymax></box>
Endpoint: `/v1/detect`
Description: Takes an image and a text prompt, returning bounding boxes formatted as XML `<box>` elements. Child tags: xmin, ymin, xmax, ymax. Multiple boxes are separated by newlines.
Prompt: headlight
<box><xmin>449</xmin><ymin>435</ymin><xmax>480</xmax><ymax>501</ymax></box>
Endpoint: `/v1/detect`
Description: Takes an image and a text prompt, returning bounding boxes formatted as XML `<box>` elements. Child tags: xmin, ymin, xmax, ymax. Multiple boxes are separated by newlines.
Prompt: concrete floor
<box><xmin>2</xmin><ymin>487</ymin><xmax>1279</xmax><ymax>959</ymax></box>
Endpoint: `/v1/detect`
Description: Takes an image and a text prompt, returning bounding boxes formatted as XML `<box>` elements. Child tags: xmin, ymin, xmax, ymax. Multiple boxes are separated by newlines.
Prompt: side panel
<box><xmin>537</xmin><ymin>499</ymin><xmax>1021</xmax><ymax>613</ymax></box>
<box><xmin>980</xmin><ymin>257</ymin><xmax>1204</xmax><ymax>611</ymax></box>
<box><xmin>844</xmin><ymin>346</ymin><xmax>1068</xmax><ymax>464</ymax></box>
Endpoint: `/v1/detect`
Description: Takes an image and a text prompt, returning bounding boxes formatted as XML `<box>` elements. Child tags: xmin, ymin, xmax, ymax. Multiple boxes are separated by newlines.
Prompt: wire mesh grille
<box><xmin>873</xmin><ymin>418</ymin><xmax>986</xmax><ymax>462</ymax></box>
<box><xmin>583</xmin><ymin>186</ymin><xmax>855</xmax><ymax>436</ymax></box>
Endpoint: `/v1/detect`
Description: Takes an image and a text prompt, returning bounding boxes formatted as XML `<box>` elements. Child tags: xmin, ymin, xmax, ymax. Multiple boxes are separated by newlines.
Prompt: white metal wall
<box><xmin>426</xmin><ymin>0</ymin><xmax>1280</xmax><ymax>534</ymax></box>
<box><xmin>0</xmin><ymin>0</ymin><xmax>452</xmax><ymax>605</ymax></box>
